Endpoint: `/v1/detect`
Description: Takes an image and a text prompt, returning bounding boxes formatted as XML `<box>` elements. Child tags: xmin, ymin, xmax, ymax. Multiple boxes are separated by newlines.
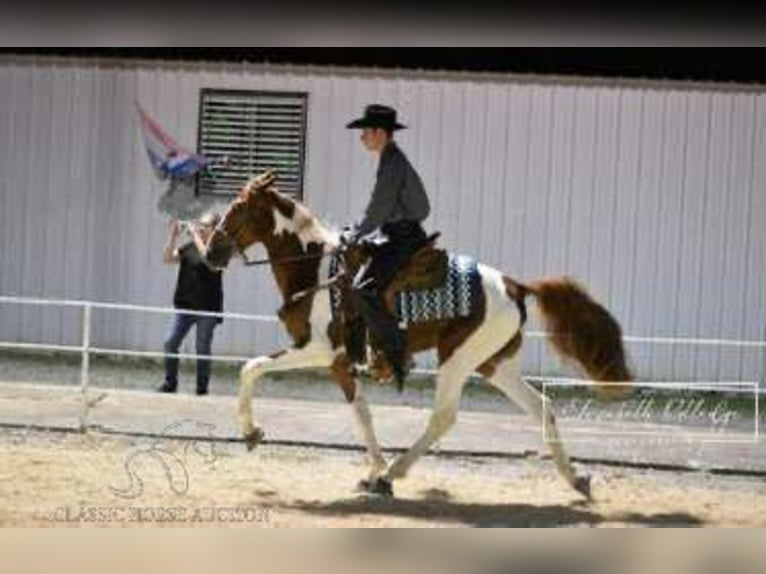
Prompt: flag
<box><xmin>136</xmin><ymin>102</ymin><xmax>223</xmax><ymax>220</ymax></box>
<box><xmin>135</xmin><ymin>102</ymin><xmax>209</xmax><ymax>180</ymax></box>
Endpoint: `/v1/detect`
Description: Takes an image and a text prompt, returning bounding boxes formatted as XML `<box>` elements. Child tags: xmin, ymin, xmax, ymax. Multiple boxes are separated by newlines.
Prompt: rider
<box><xmin>344</xmin><ymin>104</ymin><xmax>431</xmax><ymax>385</ymax></box>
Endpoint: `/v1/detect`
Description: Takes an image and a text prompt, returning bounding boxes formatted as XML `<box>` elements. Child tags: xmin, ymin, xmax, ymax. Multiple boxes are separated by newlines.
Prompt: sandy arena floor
<box><xmin>1</xmin><ymin>429</ymin><xmax>765</xmax><ymax>527</ymax></box>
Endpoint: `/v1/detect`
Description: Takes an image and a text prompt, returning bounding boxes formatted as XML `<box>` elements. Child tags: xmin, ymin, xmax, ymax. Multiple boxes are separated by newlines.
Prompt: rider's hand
<box><xmin>169</xmin><ymin>219</ymin><xmax>181</xmax><ymax>238</ymax></box>
<box><xmin>340</xmin><ymin>226</ymin><xmax>358</xmax><ymax>246</ymax></box>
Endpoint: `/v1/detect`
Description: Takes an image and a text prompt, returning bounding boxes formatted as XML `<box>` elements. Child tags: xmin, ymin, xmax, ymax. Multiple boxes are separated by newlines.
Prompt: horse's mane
<box><xmin>243</xmin><ymin>175</ymin><xmax>340</xmax><ymax>248</ymax></box>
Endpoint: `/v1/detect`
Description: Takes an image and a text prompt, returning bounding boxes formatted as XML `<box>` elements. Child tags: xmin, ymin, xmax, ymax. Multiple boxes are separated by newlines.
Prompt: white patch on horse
<box><xmin>322</xmin><ymin>228</ymin><xmax>341</xmax><ymax>252</ymax></box>
<box><xmin>480</xmin><ymin>264</ymin><xmax>522</xmax><ymax>336</ymax></box>
<box><xmin>307</xmin><ymin>255</ymin><xmax>334</xmax><ymax>345</ymax></box>
<box><xmin>443</xmin><ymin>263</ymin><xmax>522</xmax><ymax>380</ymax></box>
<box><xmin>272</xmin><ymin>204</ymin><xmax>335</xmax><ymax>252</ymax></box>
<box><xmin>272</xmin><ymin>208</ymin><xmax>303</xmax><ymax>245</ymax></box>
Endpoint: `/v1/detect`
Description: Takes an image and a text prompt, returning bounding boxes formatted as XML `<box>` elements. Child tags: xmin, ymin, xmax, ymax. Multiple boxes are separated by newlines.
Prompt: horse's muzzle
<box><xmin>204</xmin><ymin>233</ymin><xmax>236</xmax><ymax>269</ymax></box>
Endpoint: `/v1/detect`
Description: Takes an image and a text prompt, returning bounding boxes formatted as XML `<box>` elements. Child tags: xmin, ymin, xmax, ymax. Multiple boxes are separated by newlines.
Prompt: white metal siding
<box><xmin>0</xmin><ymin>57</ymin><xmax>764</xmax><ymax>385</ymax></box>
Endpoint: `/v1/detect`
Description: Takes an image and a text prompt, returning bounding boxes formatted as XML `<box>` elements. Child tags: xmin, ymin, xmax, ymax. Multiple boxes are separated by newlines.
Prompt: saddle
<box><xmin>335</xmin><ymin>232</ymin><xmax>447</xmax><ymax>383</ymax></box>
<box><xmin>383</xmin><ymin>234</ymin><xmax>447</xmax><ymax>310</ymax></box>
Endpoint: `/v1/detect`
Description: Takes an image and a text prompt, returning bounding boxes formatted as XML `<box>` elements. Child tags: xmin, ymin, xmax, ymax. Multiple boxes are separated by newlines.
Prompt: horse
<box><xmin>202</xmin><ymin>172</ymin><xmax>633</xmax><ymax>499</ymax></box>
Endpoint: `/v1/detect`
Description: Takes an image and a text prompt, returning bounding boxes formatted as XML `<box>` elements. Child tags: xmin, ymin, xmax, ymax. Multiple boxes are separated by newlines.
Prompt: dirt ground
<box><xmin>1</xmin><ymin>429</ymin><xmax>765</xmax><ymax>527</ymax></box>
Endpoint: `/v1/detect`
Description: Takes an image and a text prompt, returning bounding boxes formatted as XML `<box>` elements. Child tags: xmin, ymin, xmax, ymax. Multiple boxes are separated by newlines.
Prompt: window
<box><xmin>197</xmin><ymin>89</ymin><xmax>308</xmax><ymax>199</ymax></box>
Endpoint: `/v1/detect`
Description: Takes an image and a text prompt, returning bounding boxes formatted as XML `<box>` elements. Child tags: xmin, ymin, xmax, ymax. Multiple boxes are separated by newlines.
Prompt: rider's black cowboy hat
<box><xmin>346</xmin><ymin>104</ymin><xmax>407</xmax><ymax>131</ymax></box>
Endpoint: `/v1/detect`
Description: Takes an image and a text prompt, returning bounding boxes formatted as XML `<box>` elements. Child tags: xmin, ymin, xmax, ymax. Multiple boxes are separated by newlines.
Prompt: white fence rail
<box><xmin>1</xmin><ymin>295</ymin><xmax>764</xmax><ymax>430</ymax></box>
<box><xmin>0</xmin><ymin>295</ymin><xmax>283</xmax><ymax>429</ymax></box>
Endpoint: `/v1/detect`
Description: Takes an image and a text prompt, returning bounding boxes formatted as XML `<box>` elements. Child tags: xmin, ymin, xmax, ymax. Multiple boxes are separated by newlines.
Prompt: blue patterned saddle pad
<box><xmin>329</xmin><ymin>253</ymin><xmax>482</xmax><ymax>327</ymax></box>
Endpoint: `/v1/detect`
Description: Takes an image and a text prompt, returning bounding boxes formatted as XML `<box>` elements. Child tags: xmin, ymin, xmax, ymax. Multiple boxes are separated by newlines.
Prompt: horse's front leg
<box><xmin>239</xmin><ymin>345</ymin><xmax>334</xmax><ymax>450</ymax></box>
<box><xmin>331</xmin><ymin>354</ymin><xmax>386</xmax><ymax>485</ymax></box>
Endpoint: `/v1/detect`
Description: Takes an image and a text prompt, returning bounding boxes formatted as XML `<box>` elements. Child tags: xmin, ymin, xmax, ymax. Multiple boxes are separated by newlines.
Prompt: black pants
<box><xmin>352</xmin><ymin>221</ymin><xmax>426</xmax><ymax>374</ymax></box>
<box><xmin>357</xmin><ymin>221</ymin><xmax>427</xmax><ymax>287</ymax></box>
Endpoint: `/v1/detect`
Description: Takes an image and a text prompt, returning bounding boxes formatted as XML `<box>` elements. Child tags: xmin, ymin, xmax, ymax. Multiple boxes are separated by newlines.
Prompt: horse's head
<box><xmin>204</xmin><ymin>170</ymin><xmax>279</xmax><ymax>268</ymax></box>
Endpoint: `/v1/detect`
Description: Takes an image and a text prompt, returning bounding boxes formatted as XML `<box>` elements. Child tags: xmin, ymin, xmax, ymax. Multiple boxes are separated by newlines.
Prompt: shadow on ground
<box><xmin>284</xmin><ymin>491</ymin><xmax>704</xmax><ymax>527</ymax></box>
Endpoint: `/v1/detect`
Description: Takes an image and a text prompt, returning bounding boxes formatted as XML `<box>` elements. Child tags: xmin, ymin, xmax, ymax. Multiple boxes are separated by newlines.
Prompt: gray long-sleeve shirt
<box><xmin>355</xmin><ymin>141</ymin><xmax>430</xmax><ymax>236</ymax></box>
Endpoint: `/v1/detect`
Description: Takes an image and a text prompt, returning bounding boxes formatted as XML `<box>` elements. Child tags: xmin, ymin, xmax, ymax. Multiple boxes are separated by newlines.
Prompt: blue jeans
<box><xmin>163</xmin><ymin>312</ymin><xmax>219</xmax><ymax>392</ymax></box>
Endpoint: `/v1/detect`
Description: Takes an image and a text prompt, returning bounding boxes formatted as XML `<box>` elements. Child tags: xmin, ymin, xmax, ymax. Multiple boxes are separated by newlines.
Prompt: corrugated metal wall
<box><xmin>1</xmin><ymin>57</ymin><xmax>764</xmax><ymax>384</ymax></box>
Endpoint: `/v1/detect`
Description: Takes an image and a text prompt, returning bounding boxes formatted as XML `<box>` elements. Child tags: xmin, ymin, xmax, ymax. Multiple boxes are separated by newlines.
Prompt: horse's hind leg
<box><xmin>373</xmin><ymin>269</ymin><xmax>524</xmax><ymax>494</ymax></box>
<box><xmin>483</xmin><ymin>355</ymin><xmax>591</xmax><ymax>499</ymax></box>
<box><xmin>380</xmin><ymin>360</ymin><xmax>468</xmax><ymax>485</ymax></box>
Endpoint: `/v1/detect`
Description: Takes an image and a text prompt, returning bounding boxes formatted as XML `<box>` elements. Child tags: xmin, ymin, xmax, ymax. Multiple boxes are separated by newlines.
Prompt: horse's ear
<box><xmin>247</xmin><ymin>169</ymin><xmax>278</xmax><ymax>195</ymax></box>
<box><xmin>242</xmin><ymin>177</ymin><xmax>259</xmax><ymax>197</ymax></box>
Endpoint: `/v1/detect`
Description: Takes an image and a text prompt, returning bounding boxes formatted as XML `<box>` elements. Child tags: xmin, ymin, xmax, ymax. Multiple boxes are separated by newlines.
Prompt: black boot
<box><xmin>358</xmin><ymin>289</ymin><xmax>409</xmax><ymax>390</ymax></box>
<box><xmin>346</xmin><ymin>315</ymin><xmax>368</xmax><ymax>365</ymax></box>
<box><xmin>158</xmin><ymin>380</ymin><xmax>177</xmax><ymax>393</ymax></box>
<box><xmin>387</xmin><ymin>333</ymin><xmax>409</xmax><ymax>392</ymax></box>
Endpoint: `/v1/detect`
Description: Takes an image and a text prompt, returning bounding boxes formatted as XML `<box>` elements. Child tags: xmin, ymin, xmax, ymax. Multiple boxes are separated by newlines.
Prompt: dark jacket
<box><xmin>173</xmin><ymin>242</ymin><xmax>223</xmax><ymax>320</ymax></box>
<box><xmin>355</xmin><ymin>141</ymin><xmax>430</xmax><ymax>237</ymax></box>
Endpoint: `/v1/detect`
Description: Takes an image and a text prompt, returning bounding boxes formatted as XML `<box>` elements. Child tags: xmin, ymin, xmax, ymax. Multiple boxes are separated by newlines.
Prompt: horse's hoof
<box><xmin>574</xmin><ymin>474</ymin><xmax>592</xmax><ymax>500</ymax></box>
<box><xmin>356</xmin><ymin>477</ymin><xmax>394</xmax><ymax>497</ymax></box>
<box><xmin>356</xmin><ymin>479</ymin><xmax>373</xmax><ymax>493</ymax></box>
<box><xmin>369</xmin><ymin>477</ymin><xmax>394</xmax><ymax>497</ymax></box>
<box><xmin>243</xmin><ymin>427</ymin><xmax>265</xmax><ymax>451</ymax></box>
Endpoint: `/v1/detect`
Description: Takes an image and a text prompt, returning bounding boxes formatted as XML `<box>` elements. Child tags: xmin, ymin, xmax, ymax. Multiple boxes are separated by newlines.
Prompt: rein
<box><xmin>216</xmin><ymin>223</ymin><xmax>335</xmax><ymax>267</ymax></box>
<box><xmin>242</xmin><ymin>251</ymin><xmax>330</xmax><ymax>267</ymax></box>
<box><xmin>245</xmin><ymin>247</ymin><xmax>346</xmax><ymax>304</ymax></box>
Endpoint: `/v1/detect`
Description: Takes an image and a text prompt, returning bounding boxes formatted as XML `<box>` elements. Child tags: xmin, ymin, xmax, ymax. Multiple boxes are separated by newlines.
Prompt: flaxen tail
<box><xmin>525</xmin><ymin>277</ymin><xmax>633</xmax><ymax>400</ymax></box>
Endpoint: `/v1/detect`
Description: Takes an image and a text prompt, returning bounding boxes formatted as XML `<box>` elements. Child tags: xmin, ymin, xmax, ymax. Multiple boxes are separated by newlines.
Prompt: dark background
<box><xmin>3</xmin><ymin>48</ymin><xmax>763</xmax><ymax>85</ymax></box>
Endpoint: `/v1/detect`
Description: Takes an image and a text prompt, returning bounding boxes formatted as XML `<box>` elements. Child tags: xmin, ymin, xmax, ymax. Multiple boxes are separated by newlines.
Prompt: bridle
<box><xmin>214</xmin><ymin>218</ymin><xmax>332</xmax><ymax>267</ymax></box>
<box><xmin>243</xmin><ymin>251</ymin><xmax>330</xmax><ymax>267</ymax></box>
<box><xmin>214</xmin><ymin>212</ymin><xmax>358</xmax><ymax>303</ymax></box>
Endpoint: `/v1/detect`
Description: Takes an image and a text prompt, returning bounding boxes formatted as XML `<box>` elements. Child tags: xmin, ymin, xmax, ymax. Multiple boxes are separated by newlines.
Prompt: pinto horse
<box><xmin>203</xmin><ymin>172</ymin><xmax>633</xmax><ymax>499</ymax></box>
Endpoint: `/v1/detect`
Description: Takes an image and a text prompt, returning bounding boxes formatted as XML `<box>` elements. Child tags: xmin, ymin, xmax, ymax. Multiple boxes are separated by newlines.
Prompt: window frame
<box><xmin>195</xmin><ymin>88</ymin><xmax>309</xmax><ymax>200</ymax></box>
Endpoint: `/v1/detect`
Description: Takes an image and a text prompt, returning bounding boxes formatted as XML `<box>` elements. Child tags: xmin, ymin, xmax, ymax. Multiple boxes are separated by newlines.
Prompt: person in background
<box><xmin>158</xmin><ymin>212</ymin><xmax>223</xmax><ymax>396</ymax></box>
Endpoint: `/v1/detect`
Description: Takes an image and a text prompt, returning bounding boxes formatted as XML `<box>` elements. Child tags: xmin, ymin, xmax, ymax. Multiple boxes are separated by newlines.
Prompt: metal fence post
<box><xmin>79</xmin><ymin>303</ymin><xmax>92</xmax><ymax>431</ymax></box>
